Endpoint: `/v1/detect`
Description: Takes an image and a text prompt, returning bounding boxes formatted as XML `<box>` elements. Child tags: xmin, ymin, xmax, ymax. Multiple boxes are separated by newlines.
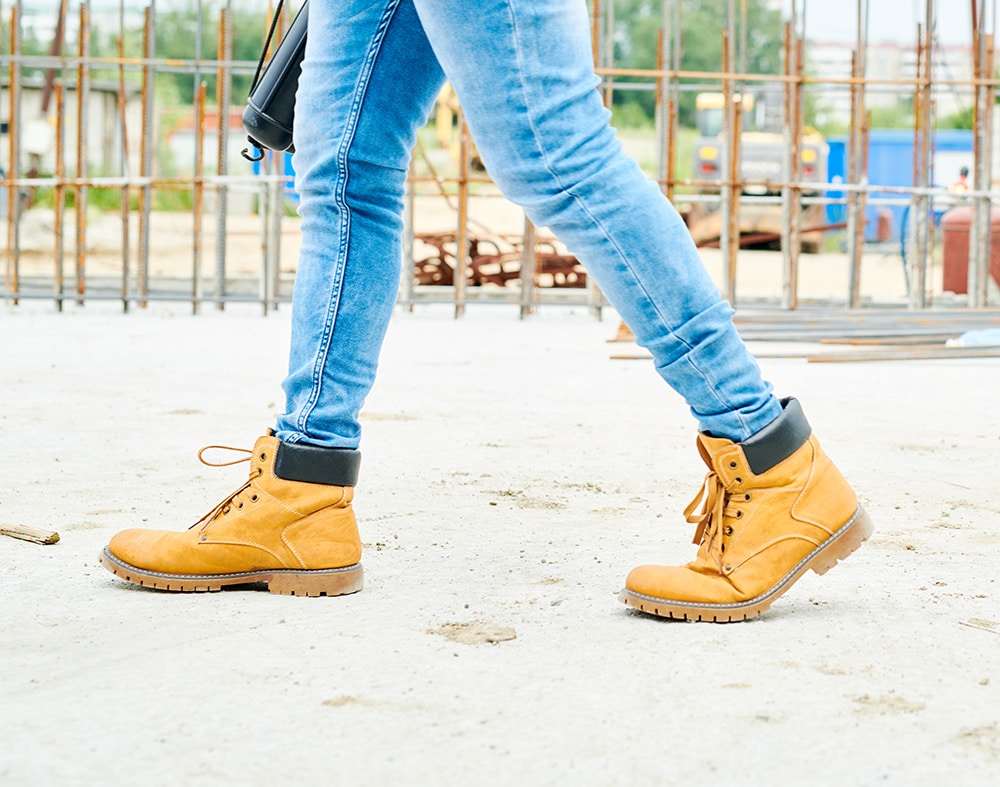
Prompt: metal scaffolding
<box><xmin>1</xmin><ymin>0</ymin><xmax>998</xmax><ymax>316</ymax></box>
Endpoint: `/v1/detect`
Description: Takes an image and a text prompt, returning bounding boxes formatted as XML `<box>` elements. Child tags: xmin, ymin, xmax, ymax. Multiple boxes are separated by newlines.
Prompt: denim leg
<box><xmin>413</xmin><ymin>0</ymin><xmax>781</xmax><ymax>441</ymax></box>
<box><xmin>274</xmin><ymin>0</ymin><xmax>445</xmax><ymax>448</ymax></box>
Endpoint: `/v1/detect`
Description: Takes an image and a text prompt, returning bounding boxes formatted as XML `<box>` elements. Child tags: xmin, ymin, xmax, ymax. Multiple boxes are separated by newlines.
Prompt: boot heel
<box><xmin>267</xmin><ymin>564</ymin><xmax>364</xmax><ymax>597</ymax></box>
<box><xmin>811</xmin><ymin>508</ymin><xmax>874</xmax><ymax>575</ymax></box>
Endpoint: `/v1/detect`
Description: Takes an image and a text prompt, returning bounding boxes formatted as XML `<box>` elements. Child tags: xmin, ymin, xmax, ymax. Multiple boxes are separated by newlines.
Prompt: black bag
<box><xmin>242</xmin><ymin>0</ymin><xmax>309</xmax><ymax>160</ymax></box>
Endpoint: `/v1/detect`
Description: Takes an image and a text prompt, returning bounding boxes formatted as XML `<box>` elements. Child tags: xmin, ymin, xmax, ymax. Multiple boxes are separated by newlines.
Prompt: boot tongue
<box><xmin>189</xmin><ymin>436</ymin><xmax>277</xmax><ymax>531</ymax></box>
<box><xmin>250</xmin><ymin>435</ymin><xmax>281</xmax><ymax>476</ymax></box>
<box><xmin>697</xmin><ymin>433</ymin><xmax>742</xmax><ymax>471</ymax></box>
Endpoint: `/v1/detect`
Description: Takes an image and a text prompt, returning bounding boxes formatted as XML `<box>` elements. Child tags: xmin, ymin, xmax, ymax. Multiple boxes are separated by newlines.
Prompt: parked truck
<box><xmin>689</xmin><ymin>91</ymin><xmax>829</xmax><ymax>251</ymax></box>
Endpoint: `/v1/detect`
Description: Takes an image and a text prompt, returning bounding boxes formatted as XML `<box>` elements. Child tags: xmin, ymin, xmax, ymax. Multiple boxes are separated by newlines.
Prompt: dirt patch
<box><xmin>429</xmin><ymin>621</ymin><xmax>517</xmax><ymax>645</ymax></box>
<box><xmin>852</xmin><ymin>693</ymin><xmax>926</xmax><ymax>716</ymax></box>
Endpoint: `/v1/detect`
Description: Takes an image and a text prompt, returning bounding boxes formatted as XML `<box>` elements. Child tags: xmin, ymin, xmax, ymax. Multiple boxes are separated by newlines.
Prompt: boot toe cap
<box><xmin>625</xmin><ymin>563</ymin><xmax>744</xmax><ymax>605</ymax></box>
<box><xmin>107</xmin><ymin>528</ymin><xmax>175</xmax><ymax>572</ymax></box>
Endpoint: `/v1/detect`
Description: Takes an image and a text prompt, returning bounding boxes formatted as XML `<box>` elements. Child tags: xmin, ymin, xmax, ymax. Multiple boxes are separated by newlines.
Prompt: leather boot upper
<box><xmin>626</xmin><ymin>426</ymin><xmax>859</xmax><ymax>606</ymax></box>
<box><xmin>107</xmin><ymin>435</ymin><xmax>362</xmax><ymax>576</ymax></box>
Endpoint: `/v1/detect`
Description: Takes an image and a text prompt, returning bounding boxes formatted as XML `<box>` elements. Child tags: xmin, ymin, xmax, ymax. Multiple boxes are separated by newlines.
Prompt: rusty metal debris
<box><xmin>413</xmin><ymin>232</ymin><xmax>585</xmax><ymax>289</ymax></box>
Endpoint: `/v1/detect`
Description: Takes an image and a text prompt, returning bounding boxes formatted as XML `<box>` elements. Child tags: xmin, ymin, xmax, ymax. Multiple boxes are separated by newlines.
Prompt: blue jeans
<box><xmin>274</xmin><ymin>0</ymin><xmax>782</xmax><ymax>449</ymax></box>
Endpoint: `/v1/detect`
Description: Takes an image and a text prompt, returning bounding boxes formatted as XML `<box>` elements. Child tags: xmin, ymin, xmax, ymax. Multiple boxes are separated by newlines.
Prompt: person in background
<box><xmin>950</xmin><ymin>166</ymin><xmax>970</xmax><ymax>193</ymax></box>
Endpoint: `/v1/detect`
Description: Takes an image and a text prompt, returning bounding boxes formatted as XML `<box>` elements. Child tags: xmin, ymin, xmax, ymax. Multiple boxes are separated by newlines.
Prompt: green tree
<box><xmin>151</xmin><ymin>1</ymin><xmax>269</xmax><ymax>105</ymax></box>
<box><xmin>11</xmin><ymin>2</ymin><xmax>271</xmax><ymax>105</ymax></box>
<box><xmin>938</xmin><ymin>105</ymin><xmax>974</xmax><ymax>130</ymax></box>
<box><xmin>609</xmin><ymin>0</ymin><xmax>785</xmax><ymax>128</ymax></box>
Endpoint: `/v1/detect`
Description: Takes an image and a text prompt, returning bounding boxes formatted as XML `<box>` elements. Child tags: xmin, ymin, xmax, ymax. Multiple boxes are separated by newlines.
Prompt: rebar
<box><xmin>116</xmin><ymin>25</ymin><xmax>131</xmax><ymax>313</ymax></box>
<box><xmin>846</xmin><ymin>1</ymin><xmax>869</xmax><ymax>308</ymax></box>
<box><xmin>193</xmin><ymin>81</ymin><xmax>206</xmax><ymax>314</ymax></box>
<box><xmin>265</xmin><ymin>151</ymin><xmax>284</xmax><ymax>315</ymax></box>
<box><xmin>54</xmin><ymin>80</ymin><xmax>65</xmax><ymax>310</ymax></box>
<box><xmin>6</xmin><ymin>2</ymin><xmax>21</xmax><ymax>303</ymax></box>
<box><xmin>215</xmin><ymin>4</ymin><xmax>233</xmax><ymax>311</ymax></box>
<box><xmin>970</xmin><ymin>0</ymin><xmax>995</xmax><ymax>307</ymax></box>
<box><xmin>909</xmin><ymin>8</ymin><xmax>935</xmax><ymax>310</ymax></box>
<box><xmin>720</xmin><ymin>22</ymin><xmax>737</xmax><ymax>303</ymax></box>
<box><xmin>74</xmin><ymin>2</ymin><xmax>89</xmax><ymax>304</ymax></box>
<box><xmin>780</xmin><ymin>15</ymin><xmax>803</xmax><ymax>310</ymax></box>
<box><xmin>520</xmin><ymin>217</ymin><xmax>536</xmax><ymax>319</ymax></box>
<box><xmin>2</xmin><ymin>0</ymin><xmax>999</xmax><ymax>315</ymax></box>
<box><xmin>454</xmin><ymin>109</ymin><xmax>470</xmax><ymax>318</ymax></box>
<box><xmin>137</xmin><ymin>4</ymin><xmax>154</xmax><ymax>304</ymax></box>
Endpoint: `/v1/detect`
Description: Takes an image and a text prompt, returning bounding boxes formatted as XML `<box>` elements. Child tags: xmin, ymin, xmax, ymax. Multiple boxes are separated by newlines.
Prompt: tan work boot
<box><xmin>100</xmin><ymin>432</ymin><xmax>363</xmax><ymax>596</ymax></box>
<box><xmin>620</xmin><ymin>399</ymin><xmax>873</xmax><ymax>622</ymax></box>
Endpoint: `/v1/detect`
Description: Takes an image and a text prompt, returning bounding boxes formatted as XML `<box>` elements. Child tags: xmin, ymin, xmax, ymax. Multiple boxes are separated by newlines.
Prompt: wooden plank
<box><xmin>0</xmin><ymin>524</ymin><xmax>61</xmax><ymax>545</ymax></box>
<box><xmin>807</xmin><ymin>346</ymin><xmax>1000</xmax><ymax>363</ymax></box>
<box><xmin>613</xmin><ymin>346</ymin><xmax>1000</xmax><ymax>362</ymax></box>
<box><xmin>819</xmin><ymin>335</ymin><xmax>961</xmax><ymax>346</ymax></box>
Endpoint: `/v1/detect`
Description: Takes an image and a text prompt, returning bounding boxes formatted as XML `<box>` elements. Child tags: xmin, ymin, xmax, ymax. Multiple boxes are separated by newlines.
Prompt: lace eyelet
<box><xmin>745</xmin><ymin>493</ymin><xmax>752</xmax><ymax>501</ymax></box>
<box><xmin>250</xmin><ymin>494</ymin><xmax>259</xmax><ymax>502</ymax></box>
<box><xmin>724</xmin><ymin>525</ymin><xmax>734</xmax><ymax>536</ymax></box>
<box><xmin>729</xmin><ymin>461</ymin><xmax>738</xmax><ymax>469</ymax></box>
<box><xmin>259</xmin><ymin>452</ymin><xmax>267</xmax><ymax>461</ymax></box>
<box><xmin>237</xmin><ymin>502</ymin><xmax>244</xmax><ymax>509</ymax></box>
<box><xmin>735</xmin><ymin>510</ymin><xmax>743</xmax><ymax>519</ymax></box>
<box><xmin>734</xmin><ymin>477</ymin><xmax>743</xmax><ymax>484</ymax></box>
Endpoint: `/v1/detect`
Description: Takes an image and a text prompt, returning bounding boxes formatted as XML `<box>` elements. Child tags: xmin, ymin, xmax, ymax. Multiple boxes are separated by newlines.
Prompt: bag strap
<box><xmin>242</xmin><ymin>0</ymin><xmax>287</xmax><ymax>162</ymax></box>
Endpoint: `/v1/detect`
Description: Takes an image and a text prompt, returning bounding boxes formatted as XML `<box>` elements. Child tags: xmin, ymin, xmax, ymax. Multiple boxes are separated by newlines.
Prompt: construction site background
<box><xmin>2</xmin><ymin>5</ymin><xmax>999</xmax><ymax>783</ymax></box>
<box><xmin>0</xmin><ymin>0</ymin><xmax>999</xmax><ymax>321</ymax></box>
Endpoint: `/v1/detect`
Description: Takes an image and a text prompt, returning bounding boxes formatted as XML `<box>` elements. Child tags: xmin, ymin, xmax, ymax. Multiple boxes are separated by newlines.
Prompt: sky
<box><xmin>780</xmin><ymin>0</ymin><xmax>978</xmax><ymax>47</ymax></box>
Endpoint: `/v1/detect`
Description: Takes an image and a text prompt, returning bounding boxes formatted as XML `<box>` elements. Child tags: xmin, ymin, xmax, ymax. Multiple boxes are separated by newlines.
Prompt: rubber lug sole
<box><xmin>619</xmin><ymin>506</ymin><xmax>874</xmax><ymax>623</ymax></box>
<box><xmin>99</xmin><ymin>548</ymin><xmax>363</xmax><ymax>597</ymax></box>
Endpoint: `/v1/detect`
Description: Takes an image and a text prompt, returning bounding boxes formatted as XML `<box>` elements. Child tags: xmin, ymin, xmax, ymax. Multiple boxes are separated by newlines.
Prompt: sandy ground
<box><xmin>1</xmin><ymin>292</ymin><xmax>999</xmax><ymax>786</ymax></box>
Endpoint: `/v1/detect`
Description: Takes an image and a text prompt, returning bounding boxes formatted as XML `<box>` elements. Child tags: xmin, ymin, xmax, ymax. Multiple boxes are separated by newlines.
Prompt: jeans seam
<box><xmin>684</xmin><ymin>354</ymin><xmax>752</xmax><ymax>436</ymax></box>
<box><xmin>296</xmin><ymin>0</ymin><xmax>403</xmax><ymax>439</ymax></box>
<box><xmin>504</xmin><ymin>1</ymin><xmax>743</xmax><ymax>429</ymax></box>
<box><xmin>507</xmin><ymin>0</ymin><xmax>747</xmax><ymax>431</ymax></box>
<box><xmin>507</xmin><ymin>4</ymin><xmax>681</xmax><ymax>349</ymax></box>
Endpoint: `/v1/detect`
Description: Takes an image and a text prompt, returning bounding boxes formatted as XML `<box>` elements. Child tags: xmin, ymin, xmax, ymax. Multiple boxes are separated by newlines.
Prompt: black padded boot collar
<box><xmin>740</xmin><ymin>397</ymin><xmax>812</xmax><ymax>475</ymax></box>
<box><xmin>273</xmin><ymin>440</ymin><xmax>361</xmax><ymax>487</ymax></box>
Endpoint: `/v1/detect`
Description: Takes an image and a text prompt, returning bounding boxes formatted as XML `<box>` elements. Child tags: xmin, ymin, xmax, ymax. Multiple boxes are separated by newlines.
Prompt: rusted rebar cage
<box><xmin>596</xmin><ymin>0</ymin><xmax>998</xmax><ymax>311</ymax></box>
<box><xmin>0</xmin><ymin>0</ymin><xmax>290</xmax><ymax>313</ymax></box>
<box><xmin>1</xmin><ymin>1</ymin><xmax>998</xmax><ymax>315</ymax></box>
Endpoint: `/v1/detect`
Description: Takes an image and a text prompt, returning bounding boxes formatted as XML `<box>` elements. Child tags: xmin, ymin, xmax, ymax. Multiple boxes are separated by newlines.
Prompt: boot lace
<box><xmin>683</xmin><ymin>468</ymin><xmax>745</xmax><ymax>567</ymax></box>
<box><xmin>188</xmin><ymin>444</ymin><xmax>264</xmax><ymax>530</ymax></box>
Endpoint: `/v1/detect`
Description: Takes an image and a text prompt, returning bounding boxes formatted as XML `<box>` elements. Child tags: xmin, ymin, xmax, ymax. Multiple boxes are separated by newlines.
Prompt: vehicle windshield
<box><xmin>698</xmin><ymin>107</ymin><xmax>724</xmax><ymax>138</ymax></box>
<box><xmin>697</xmin><ymin>105</ymin><xmax>756</xmax><ymax>137</ymax></box>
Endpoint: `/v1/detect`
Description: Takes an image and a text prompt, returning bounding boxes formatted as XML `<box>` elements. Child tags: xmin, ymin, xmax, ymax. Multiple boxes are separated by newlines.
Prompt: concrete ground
<box><xmin>1</xmin><ymin>297</ymin><xmax>999</xmax><ymax>786</ymax></box>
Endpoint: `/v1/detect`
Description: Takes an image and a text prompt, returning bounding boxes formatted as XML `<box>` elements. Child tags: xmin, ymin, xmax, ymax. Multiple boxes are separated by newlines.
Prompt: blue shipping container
<box><xmin>826</xmin><ymin>129</ymin><xmax>974</xmax><ymax>240</ymax></box>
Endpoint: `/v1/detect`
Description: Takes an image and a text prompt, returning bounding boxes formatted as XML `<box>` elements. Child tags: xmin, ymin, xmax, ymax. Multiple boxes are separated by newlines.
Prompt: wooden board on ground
<box><xmin>1</xmin><ymin>524</ymin><xmax>61</xmax><ymax>545</ymax></box>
